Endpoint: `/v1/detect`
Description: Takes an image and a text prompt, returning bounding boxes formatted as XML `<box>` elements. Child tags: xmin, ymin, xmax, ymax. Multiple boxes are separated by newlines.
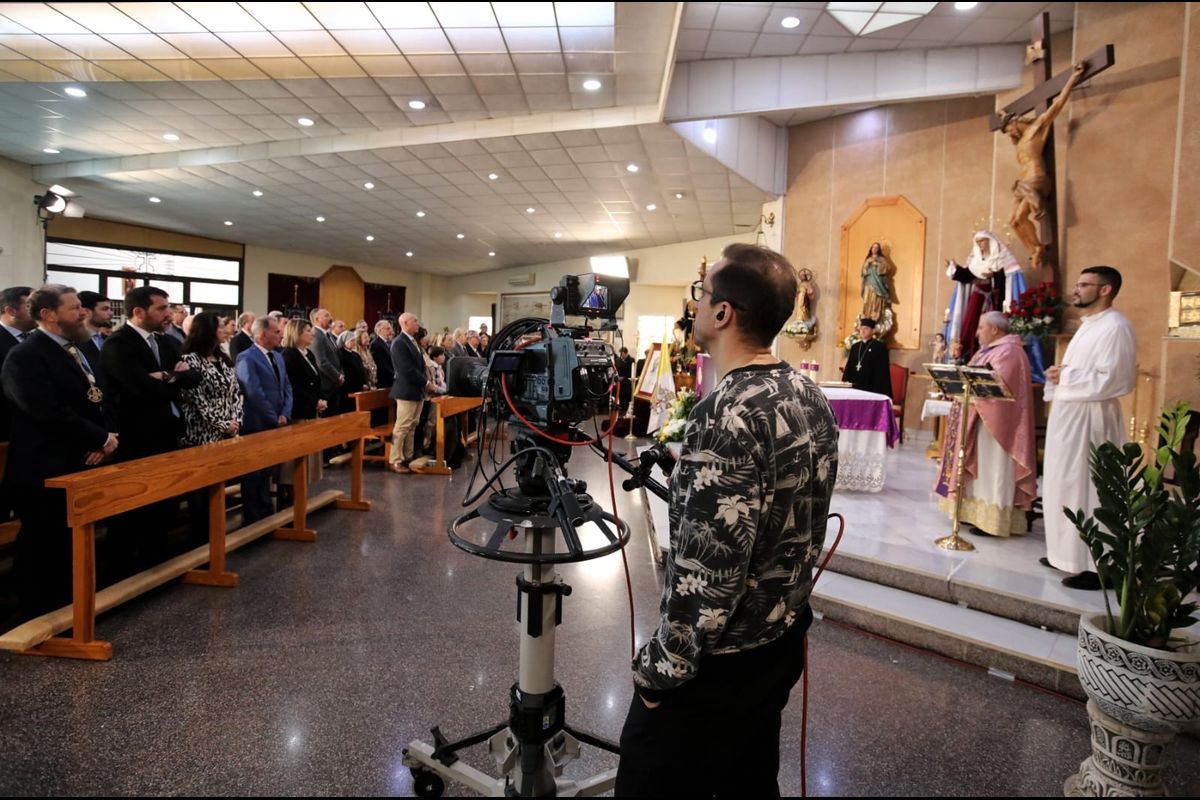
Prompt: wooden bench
<box><xmin>423</xmin><ymin>395</ymin><xmax>485</xmax><ymax>475</ymax></box>
<box><xmin>0</xmin><ymin>412</ymin><xmax>372</xmax><ymax>661</ymax></box>
<box><xmin>351</xmin><ymin>388</ymin><xmax>395</xmax><ymax>465</ymax></box>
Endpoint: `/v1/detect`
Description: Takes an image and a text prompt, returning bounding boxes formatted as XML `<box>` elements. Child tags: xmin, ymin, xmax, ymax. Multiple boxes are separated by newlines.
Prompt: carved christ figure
<box><xmin>1001</xmin><ymin>62</ymin><xmax>1086</xmax><ymax>270</ymax></box>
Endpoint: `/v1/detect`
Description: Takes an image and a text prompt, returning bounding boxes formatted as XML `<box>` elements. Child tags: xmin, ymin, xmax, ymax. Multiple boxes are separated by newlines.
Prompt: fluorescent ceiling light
<box><xmin>590</xmin><ymin>256</ymin><xmax>629</xmax><ymax>278</ymax></box>
<box><xmin>702</xmin><ymin>127</ymin><xmax>717</xmax><ymax>144</ymax></box>
<box><xmin>416</xmin><ymin>210</ymin><xmax>426</xmax><ymax>217</ymax></box>
<box><xmin>488</xmin><ymin>172</ymin><xmax>499</xmax><ymax>180</ymax></box>
<box><xmin>456</xmin><ymin>233</ymin><xmax>465</xmax><ymax>239</ymax></box>
<box><xmin>149</xmin><ymin>196</ymin><xmax>161</xmax><ymax>203</ymax></box>
<box><xmin>488</xmin><ymin>251</ymin><xmax>495</xmax><ymax>257</ymax></box>
<box><xmin>526</xmin><ymin>207</ymin><xmax>536</xmax><ymax>213</ymax></box>
<box><xmin>224</xmin><ymin>220</ymin><xmax>233</xmax><ymax>226</ymax></box>
<box><xmin>954</xmin><ymin>2</ymin><xmax>978</xmax><ymax>9</ymax></box>
<box><xmin>405</xmin><ymin>251</ymin><xmax>413</xmax><ymax>257</ymax></box>
<box><xmin>43</xmin><ymin>147</ymin><xmax>60</xmax><ymax>154</ymax></box>
<box><xmin>363</xmin><ymin>181</ymin><xmax>374</xmax><ymax>189</ymax></box>
<box><xmin>645</xmin><ymin>203</ymin><xmax>657</xmax><ymax>211</ymax></box>
<box><xmin>316</xmin><ymin>216</ymin><xmax>325</xmax><ymax>222</ymax></box>
<box><xmin>582</xmin><ymin>79</ymin><xmax>602</xmax><ymax>91</ymax></box>
<box><xmin>626</xmin><ymin>163</ymin><xmax>639</xmax><ymax>173</ymax></box>
<box><xmin>826</xmin><ymin>2</ymin><xmax>936</xmax><ymax>36</ymax></box>
<box><xmin>64</xmin><ymin>86</ymin><xmax>87</xmax><ymax>98</ymax></box>
<box><xmin>252</xmin><ymin>189</ymin><xmax>263</xmax><ymax>197</ymax></box>
<box><xmin>365</xmin><ymin>235</ymin><xmax>375</xmax><ymax>241</ymax></box>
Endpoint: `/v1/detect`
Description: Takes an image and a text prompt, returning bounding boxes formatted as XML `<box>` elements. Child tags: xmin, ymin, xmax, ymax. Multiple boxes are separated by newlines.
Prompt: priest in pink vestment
<box><xmin>936</xmin><ymin>312</ymin><xmax>1037</xmax><ymax>536</ymax></box>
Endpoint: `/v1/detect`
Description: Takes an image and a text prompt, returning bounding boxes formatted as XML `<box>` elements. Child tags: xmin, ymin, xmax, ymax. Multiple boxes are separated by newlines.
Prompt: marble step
<box><xmin>810</xmin><ymin>571</ymin><xmax>1085</xmax><ymax>700</ymax></box>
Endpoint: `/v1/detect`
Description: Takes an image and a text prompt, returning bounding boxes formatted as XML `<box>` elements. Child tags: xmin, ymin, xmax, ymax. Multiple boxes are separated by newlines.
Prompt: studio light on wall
<box><xmin>33</xmin><ymin>187</ymin><xmax>85</xmax><ymax>228</ymax></box>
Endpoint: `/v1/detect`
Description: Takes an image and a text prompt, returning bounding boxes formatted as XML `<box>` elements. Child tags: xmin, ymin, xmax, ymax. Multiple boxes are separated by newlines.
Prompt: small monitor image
<box><xmin>582</xmin><ymin>284</ymin><xmax>609</xmax><ymax>312</ymax></box>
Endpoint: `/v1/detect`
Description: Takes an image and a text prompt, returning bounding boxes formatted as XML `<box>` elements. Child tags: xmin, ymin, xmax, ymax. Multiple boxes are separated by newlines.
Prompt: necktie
<box><xmin>268</xmin><ymin>350</ymin><xmax>281</xmax><ymax>385</ymax></box>
<box><xmin>18</xmin><ymin>330</ymin><xmax>29</xmax><ymax>341</ymax></box>
<box><xmin>148</xmin><ymin>332</ymin><xmax>161</xmax><ymax>366</ymax></box>
<box><xmin>64</xmin><ymin>344</ymin><xmax>103</xmax><ymax>404</ymax></box>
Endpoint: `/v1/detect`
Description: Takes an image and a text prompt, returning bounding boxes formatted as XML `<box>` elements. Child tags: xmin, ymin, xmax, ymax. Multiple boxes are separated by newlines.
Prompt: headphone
<box><xmin>715</xmin><ymin>308</ymin><xmax>726</xmax><ymax>321</ymax></box>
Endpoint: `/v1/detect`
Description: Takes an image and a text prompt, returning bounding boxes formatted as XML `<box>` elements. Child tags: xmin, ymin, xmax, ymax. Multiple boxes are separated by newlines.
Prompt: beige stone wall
<box><xmin>783</xmin><ymin>2</ymin><xmax>1200</xmax><ymax>433</ymax></box>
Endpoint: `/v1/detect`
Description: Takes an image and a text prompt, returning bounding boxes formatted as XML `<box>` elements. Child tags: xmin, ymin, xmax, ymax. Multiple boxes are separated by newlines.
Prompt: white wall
<box><xmin>424</xmin><ymin>232</ymin><xmax>757</xmax><ymax>338</ymax></box>
<box><xmin>0</xmin><ymin>156</ymin><xmax>45</xmax><ymax>288</ymax></box>
<box><xmin>243</xmin><ymin>244</ymin><xmax>429</xmax><ymax>320</ymax></box>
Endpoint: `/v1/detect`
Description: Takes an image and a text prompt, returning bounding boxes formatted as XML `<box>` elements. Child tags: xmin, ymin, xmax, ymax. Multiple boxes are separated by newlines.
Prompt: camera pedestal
<box><xmin>403</xmin><ymin>499</ymin><xmax>629</xmax><ymax>797</ymax></box>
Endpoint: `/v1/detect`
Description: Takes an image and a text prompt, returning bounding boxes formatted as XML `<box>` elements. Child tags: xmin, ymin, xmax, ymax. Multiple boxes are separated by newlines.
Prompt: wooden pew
<box><xmin>4</xmin><ymin>412</ymin><xmax>372</xmax><ymax>662</ymax></box>
<box><xmin>352</xmin><ymin>388</ymin><xmax>395</xmax><ymax>465</ymax></box>
<box><xmin>423</xmin><ymin>395</ymin><xmax>485</xmax><ymax>475</ymax></box>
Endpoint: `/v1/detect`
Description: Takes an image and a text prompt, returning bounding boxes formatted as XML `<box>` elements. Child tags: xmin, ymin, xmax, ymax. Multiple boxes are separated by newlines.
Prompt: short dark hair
<box><xmin>711</xmin><ymin>243</ymin><xmax>799</xmax><ymax>347</ymax></box>
<box><xmin>29</xmin><ymin>284</ymin><xmax>75</xmax><ymax>319</ymax></box>
<box><xmin>125</xmin><ymin>285</ymin><xmax>168</xmax><ymax>312</ymax></box>
<box><xmin>78</xmin><ymin>290</ymin><xmax>109</xmax><ymax>310</ymax></box>
<box><xmin>1</xmin><ymin>285</ymin><xmax>32</xmax><ymax>313</ymax></box>
<box><xmin>1081</xmin><ymin>266</ymin><xmax>1122</xmax><ymax>299</ymax></box>
<box><xmin>619</xmin><ymin>346</ymin><xmax>629</xmax><ymax>354</ymax></box>
<box><xmin>428</xmin><ymin>345</ymin><xmax>446</xmax><ymax>360</ymax></box>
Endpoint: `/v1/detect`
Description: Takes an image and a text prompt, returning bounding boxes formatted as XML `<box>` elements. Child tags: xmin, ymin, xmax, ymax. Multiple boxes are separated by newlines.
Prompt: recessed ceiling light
<box><xmin>162</xmin><ymin>132</ymin><xmax>179</xmax><ymax>142</ymax></box>
<box><xmin>408</xmin><ymin>99</ymin><xmax>426</xmax><ymax>110</ymax></box>
<box><xmin>702</xmin><ymin>127</ymin><xmax>718</xmax><ymax>144</ymax></box>
<box><xmin>582</xmin><ymin>79</ymin><xmax>602</xmax><ymax>91</ymax></box>
<box><xmin>42</xmin><ymin>147</ymin><xmax>60</xmax><ymax>154</ymax></box>
<box><xmin>554</xmin><ymin>232</ymin><xmax>563</xmax><ymax>238</ymax></box>
<box><xmin>456</xmin><ymin>233</ymin><xmax>465</xmax><ymax>239</ymax></box>
<box><xmin>487</xmin><ymin>172</ymin><xmax>499</xmax><ymax>180</ymax></box>
<box><xmin>252</xmin><ymin>189</ymin><xmax>263</xmax><ymax>197</ymax></box>
<box><xmin>526</xmin><ymin>207</ymin><xmax>536</xmax><ymax>214</ymax></box>
<box><xmin>223</xmin><ymin>220</ymin><xmax>233</xmax><ymax>226</ymax></box>
<box><xmin>645</xmin><ymin>203</ymin><xmax>657</xmax><ymax>211</ymax></box>
<box><xmin>488</xmin><ymin>251</ymin><xmax>495</xmax><ymax>257</ymax></box>
<box><xmin>64</xmin><ymin>86</ymin><xmax>87</xmax><ymax>98</ymax></box>
<box><xmin>954</xmin><ymin>1</ymin><xmax>978</xmax><ymax>9</ymax></box>
<box><xmin>626</xmin><ymin>163</ymin><xmax>639</xmax><ymax>173</ymax></box>
<box><xmin>149</xmin><ymin>196</ymin><xmax>161</xmax><ymax>203</ymax></box>
<box><xmin>416</xmin><ymin>210</ymin><xmax>426</xmax><ymax>217</ymax></box>
<box><xmin>297</xmin><ymin>117</ymin><xmax>314</xmax><ymax>127</ymax></box>
<box><xmin>365</xmin><ymin>235</ymin><xmax>375</xmax><ymax>242</ymax></box>
<box><xmin>405</xmin><ymin>251</ymin><xmax>413</xmax><ymax>257</ymax></box>
<box><xmin>781</xmin><ymin>16</ymin><xmax>801</xmax><ymax>29</ymax></box>
<box><xmin>316</xmin><ymin>215</ymin><xmax>326</xmax><ymax>222</ymax></box>
<box><xmin>674</xmin><ymin>192</ymin><xmax>684</xmax><ymax>199</ymax></box>
<box><xmin>363</xmin><ymin>181</ymin><xmax>374</xmax><ymax>190</ymax></box>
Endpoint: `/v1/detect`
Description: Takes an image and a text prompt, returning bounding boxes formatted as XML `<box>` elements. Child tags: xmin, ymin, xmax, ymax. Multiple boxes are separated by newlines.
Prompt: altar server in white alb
<box><xmin>1041</xmin><ymin>266</ymin><xmax>1136</xmax><ymax>590</ymax></box>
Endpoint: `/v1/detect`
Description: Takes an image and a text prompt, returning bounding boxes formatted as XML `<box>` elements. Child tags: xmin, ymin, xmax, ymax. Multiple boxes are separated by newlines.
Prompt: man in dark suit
<box><xmin>388</xmin><ymin>312</ymin><xmax>435</xmax><ymax>474</ymax></box>
<box><xmin>2</xmin><ymin>285</ymin><xmax>116</xmax><ymax>616</ymax></box>
<box><xmin>309</xmin><ymin>307</ymin><xmax>344</xmax><ymax>404</ymax></box>
<box><xmin>1</xmin><ymin>285</ymin><xmax>37</xmax><ymax>523</ymax></box>
<box><xmin>236</xmin><ymin>316</ymin><xmax>293</xmax><ymax>522</ymax></box>
<box><xmin>370</xmin><ymin>319</ymin><xmax>395</xmax><ymax>390</ymax></box>
<box><xmin>101</xmin><ymin>286</ymin><xmax>199</xmax><ymax>569</ymax></box>
<box><xmin>77</xmin><ymin>290</ymin><xmax>111</xmax><ymax>391</ymax></box>
<box><xmin>163</xmin><ymin>303</ymin><xmax>187</xmax><ymax>344</ymax></box>
<box><xmin>230</xmin><ymin>311</ymin><xmax>255</xmax><ymax>361</ymax></box>
<box><xmin>841</xmin><ymin>318</ymin><xmax>892</xmax><ymax>399</ymax></box>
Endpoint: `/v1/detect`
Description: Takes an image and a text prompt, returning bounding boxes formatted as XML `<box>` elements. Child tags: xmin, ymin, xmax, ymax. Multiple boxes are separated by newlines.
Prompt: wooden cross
<box><xmin>987</xmin><ymin>13</ymin><xmax>1115</xmax><ymax>285</ymax></box>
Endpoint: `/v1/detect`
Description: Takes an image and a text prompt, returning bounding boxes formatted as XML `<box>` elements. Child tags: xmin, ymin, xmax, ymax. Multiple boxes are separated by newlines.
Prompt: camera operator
<box><xmin>616</xmin><ymin>243</ymin><xmax>839</xmax><ymax>796</ymax></box>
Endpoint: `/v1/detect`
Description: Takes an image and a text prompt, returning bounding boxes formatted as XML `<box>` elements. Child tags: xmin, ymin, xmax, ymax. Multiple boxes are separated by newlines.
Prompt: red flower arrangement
<box><xmin>1007</xmin><ymin>281</ymin><xmax>1066</xmax><ymax>338</ymax></box>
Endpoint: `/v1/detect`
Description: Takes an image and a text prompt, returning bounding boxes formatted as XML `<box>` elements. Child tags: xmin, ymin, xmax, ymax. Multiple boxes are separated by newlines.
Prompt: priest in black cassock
<box><xmin>841</xmin><ymin>319</ymin><xmax>892</xmax><ymax>399</ymax></box>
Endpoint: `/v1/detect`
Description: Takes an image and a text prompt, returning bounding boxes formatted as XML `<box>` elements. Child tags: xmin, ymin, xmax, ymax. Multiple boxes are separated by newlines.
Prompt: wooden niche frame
<box><xmin>838</xmin><ymin>196</ymin><xmax>926</xmax><ymax>351</ymax></box>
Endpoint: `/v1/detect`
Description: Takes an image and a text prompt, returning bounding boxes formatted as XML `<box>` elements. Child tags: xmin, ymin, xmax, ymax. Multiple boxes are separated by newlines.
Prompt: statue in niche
<box><xmin>1000</xmin><ymin>62</ymin><xmax>1085</xmax><ymax>270</ymax></box>
<box><xmin>859</xmin><ymin>241</ymin><xmax>896</xmax><ymax>339</ymax></box>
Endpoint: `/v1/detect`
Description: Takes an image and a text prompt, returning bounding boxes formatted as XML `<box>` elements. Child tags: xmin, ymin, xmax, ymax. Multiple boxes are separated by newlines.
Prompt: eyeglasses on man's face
<box><xmin>690</xmin><ymin>280</ymin><xmax>742</xmax><ymax>308</ymax></box>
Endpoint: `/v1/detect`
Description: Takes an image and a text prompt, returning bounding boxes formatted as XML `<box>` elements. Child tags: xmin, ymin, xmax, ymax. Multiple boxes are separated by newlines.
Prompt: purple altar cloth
<box><xmin>820</xmin><ymin>387</ymin><xmax>900</xmax><ymax>447</ymax></box>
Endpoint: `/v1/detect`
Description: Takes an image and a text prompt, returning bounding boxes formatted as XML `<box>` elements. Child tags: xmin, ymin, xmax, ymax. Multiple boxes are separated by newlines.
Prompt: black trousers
<box><xmin>615</xmin><ymin>608</ymin><xmax>811</xmax><ymax>797</ymax></box>
<box><xmin>12</xmin><ymin>488</ymin><xmax>73</xmax><ymax>618</ymax></box>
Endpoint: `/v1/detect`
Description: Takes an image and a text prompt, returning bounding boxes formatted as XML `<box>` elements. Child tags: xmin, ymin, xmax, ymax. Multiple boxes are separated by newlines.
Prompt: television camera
<box><xmin>403</xmin><ymin>273</ymin><xmax>672</xmax><ymax>797</ymax></box>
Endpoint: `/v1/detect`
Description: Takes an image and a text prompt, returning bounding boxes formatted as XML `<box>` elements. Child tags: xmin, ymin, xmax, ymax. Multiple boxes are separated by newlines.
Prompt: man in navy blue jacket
<box><xmin>388</xmin><ymin>312</ymin><xmax>434</xmax><ymax>473</ymax></box>
<box><xmin>235</xmin><ymin>315</ymin><xmax>293</xmax><ymax>521</ymax></box>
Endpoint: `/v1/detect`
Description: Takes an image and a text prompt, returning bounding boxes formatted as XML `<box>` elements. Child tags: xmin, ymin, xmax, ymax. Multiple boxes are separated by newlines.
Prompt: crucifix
<box><xmin>988</xmin><ymin>13</ymin><xmax>1114</xmax><ymax>284</ymax></box>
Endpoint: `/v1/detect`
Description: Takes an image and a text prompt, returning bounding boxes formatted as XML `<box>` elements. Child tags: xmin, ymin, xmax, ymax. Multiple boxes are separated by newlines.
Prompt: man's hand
<box><xmin>1046</xmin><ymin>365</ymin><xmax>1062</xmax><ymax>385</ymax></box>
<box><xmin>84</xmin><ymin>450</ymin><xmax>105</xmax><ymax>466</ymax></box>
<box><xmin>277</xmin><ymin>415</ymin><xmax>288</xmax><ymax>426</ymax></box>
<box><xmin>173</xmin><ymin>360</ymin><xmax>191</xmax><ymax>372</ymax></box>
<box><xmin>316</xmin><ymin>399</ymin><xmax>328</xmax><ymax>413</ymax></box>
<box><xmin>225</xmin><ymin>421</ymin><xmax>240</xmax><ymax>435</ymax></box>
<box><xmin>150</xmin><ymin>371</ymin><xmax>167</xmax><ymax>381</ymax></box>
<box><xmin>336</xmin><ymin>375</ymin><xmax>345</xmax><ymax>386</ymax></box>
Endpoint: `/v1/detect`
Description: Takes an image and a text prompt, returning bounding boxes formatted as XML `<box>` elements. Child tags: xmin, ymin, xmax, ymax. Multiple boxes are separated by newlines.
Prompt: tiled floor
<box><xmin>0</xmin><ymin>437</ymin><xmax>1198</xmax><ymax>796</ymax></box>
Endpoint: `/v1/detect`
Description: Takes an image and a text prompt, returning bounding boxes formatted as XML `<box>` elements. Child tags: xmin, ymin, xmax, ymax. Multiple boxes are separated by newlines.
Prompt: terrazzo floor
<box><xmin>1</xmin><ymin>435</ymin><xmax>1198</xmax><ymax>796</ymax></box>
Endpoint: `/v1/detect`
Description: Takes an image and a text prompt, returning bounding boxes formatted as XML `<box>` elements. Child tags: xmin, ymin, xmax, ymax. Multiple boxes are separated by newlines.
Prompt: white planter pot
<box><xmin>1065</xmin><ymin>614</ymin><xmax>1200</xmax><ymax>796</ymax></box>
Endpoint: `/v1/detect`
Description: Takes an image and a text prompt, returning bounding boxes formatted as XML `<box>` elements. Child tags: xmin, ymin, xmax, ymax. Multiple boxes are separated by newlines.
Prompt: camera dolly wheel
<box><xmin>411</xmin><ymin>768</ymin><xmax>446</xmax><ymax>799</ymax></box>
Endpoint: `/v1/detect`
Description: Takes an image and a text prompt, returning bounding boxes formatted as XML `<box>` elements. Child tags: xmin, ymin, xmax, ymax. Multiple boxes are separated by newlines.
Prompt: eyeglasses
<box><xmin>690</xmin><ymin>280</ymin><xmax>741</xmax><ymax>309</ymax></box>
<box><xmin>1074</xmin><ymin>281</ymin><xmax>1104</xmax><ymax>289</ymax></box>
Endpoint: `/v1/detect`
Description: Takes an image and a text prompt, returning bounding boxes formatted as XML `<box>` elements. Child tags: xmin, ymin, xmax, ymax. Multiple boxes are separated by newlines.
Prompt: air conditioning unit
<box><xmin>508</xmin><ymin>272</ymin><xmax>535</xmax><ymax>286</ymax></box>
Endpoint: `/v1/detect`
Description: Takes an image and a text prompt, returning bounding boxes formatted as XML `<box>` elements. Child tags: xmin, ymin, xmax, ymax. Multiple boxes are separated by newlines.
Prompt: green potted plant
<box><xmin>1063</xmin><ymin>402</ymin><xmax>1200</xmax><ymax>796</ymax></box>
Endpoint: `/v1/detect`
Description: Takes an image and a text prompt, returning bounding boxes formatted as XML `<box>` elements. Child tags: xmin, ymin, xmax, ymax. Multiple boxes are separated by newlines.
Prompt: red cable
<box><xmin>800</xmin><ymin>511</ymin><xmax>845</xmax><ymax>798</ymax></box>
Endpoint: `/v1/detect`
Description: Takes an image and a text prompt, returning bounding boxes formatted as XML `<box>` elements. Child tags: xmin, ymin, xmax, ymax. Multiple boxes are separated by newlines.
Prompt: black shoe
<box><xmin>965</xmin><ymin>525</ymin><xmax>992</xmax><ymax>537</ymax></box>
<box><xmin>1039</xmin><ymin>556</ymin><xmax>1053</xmax><ymax>568</ymax></box>
<box><xmin>1062</xmin><ymin>571</ymin><xmax>1102</xmax><ymax>591</ymax></box>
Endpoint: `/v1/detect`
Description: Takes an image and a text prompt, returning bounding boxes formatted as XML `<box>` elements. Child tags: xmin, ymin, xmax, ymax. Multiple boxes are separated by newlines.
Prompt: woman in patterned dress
<box><xmin>178</xmin><ymin>311</ymin><xmax>243</xmax><ymax>446</ymax></box>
